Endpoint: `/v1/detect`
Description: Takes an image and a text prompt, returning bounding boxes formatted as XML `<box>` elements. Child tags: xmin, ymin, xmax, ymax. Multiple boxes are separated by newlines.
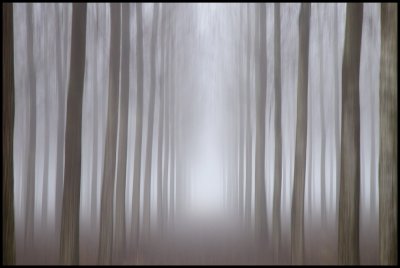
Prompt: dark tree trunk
<box><xmin>291</xmin><ymin>3</ymin><xmax>310</xmax><ymax>264</ymax></box>
<box><xmin>132</xmin><ymin>2</ymin><xmax>144</xmax><ymax>256</ymax></box>
<box><xmin>238</xmin><ymin>5</ymin><xmax>245</xmax><ymax>222</ymax></box>
<box><xmin>272</xmin><ymin>2</ymin><xmax>282</xmax><ymax>263</ymax></box>
<box><xmin>113</xmin><ymin>3</ymin><xmax>130</xmax><ymax>263</ymax></box>
<box><xmin>162</xmin><ymin>11</ymin><xmax>171</xmax><ymax>231</ymax></box>
<box><xmin>55</xmin><ymin>3</ymin><xmax>66</xmax><ymax>250</ymax></box>
<box><xmin>254</xmin><ymin>3</ymin><xmax>268</xmax><ymax>244</ymax></box>
<box><xmin>98</xmin><ymin>3</ymin><xmax>121</xmax><ymax>265</ymax></box>
<box><xmin>333</xmin><ymin>3</ymin><xmax>341</xmax><ymax>224</ymax></box>
<box><xmin>59</xmin><ymin>3</ymin><xmax>87</xmax><ymax>264</ymax></box>
<box><xmin>143</xmin><ymin>3</ymin><xmax>160</xmax><ymax>241</ymax></box>
<box><xmin>379</xmin><ymin>3</ymin><xmax>397</xmax><ymax>265</ymax></box>
<box><xmin>3</xmin><ymin>3</ymin><xmax>16</xmax><ymax>265</ymax></box>
<box><xmin>25</xmin><ymin>3</ymin><xmax>36</xmax><ymax>251</ymax></box>
<box><xmin>157</xmin><ymin>3</ymin><xmax>166</xmax><ymax>232</ymax></box>
<box><xmin>338</xmin><ymin>3</ymin><xmax>363</xmax><ymax>265</ymax></box>
<box><xmin>245</xmin><ymin>3</ymin><xmax>252</xmax><ymax>227</ymax></box>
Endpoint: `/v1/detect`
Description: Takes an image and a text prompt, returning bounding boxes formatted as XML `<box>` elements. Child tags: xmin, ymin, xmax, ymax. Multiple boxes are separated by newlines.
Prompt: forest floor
<box><xmin>16</xmin><ymin>216</ymin><xmax>378</xmax><ymax>265</ymax></box>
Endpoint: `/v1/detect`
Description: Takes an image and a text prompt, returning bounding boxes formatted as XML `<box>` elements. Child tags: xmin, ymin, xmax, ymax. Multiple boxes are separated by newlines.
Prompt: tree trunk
<box><xmin>169</xmin><ymin>22</ymin><xmax>176</xmax><ymax>227</ymax></box>
<box><xmin>318</xmin><ymin>7</ymin><xmax>327</xmax><ymax>226</ymax></box>
<box><xmin>98</xmin><ymin>3</ymin><xmax>121</xmax><ymax>265</ymax></box>
<box><xmin>3</xmin><ymin>3</ymin><xmax>16</xmax><ymax>264</ymax></box>
<box><xmin>245</xmin><ymin>3</ymin><xmax>252</xmax><ymax>227</ymax></box>
<box><xmin>132</xmin><ymin>2</ymin><xmax>144</xmax><ymax>256</ymax></box>
<box><xmin>379</xmin><ymin>3</ymin><xmax>397</xmax><ymax>265</ymax></box>
<box><xmin>338</xmin><ymin>3</ymin><xmax>363</xmax><ymax>265</ymax></box>
<box><xmin>272</xmin><ymin>2</ymin><xmax>282</xmax><ymax>263</ymax></box>
<box><xmin>238</xmin><ymin>5</ymin><xmax>245</xmax><ymax>222</ymax></box>
<box><xmin>254</xmin><ymin>3</ymin><xmax>268</xmax><ymax>244</ymax></box>
<box><xmin>334</xmin><ymin>3</ymin><xmax>341</xmax><ymax>227</ymax></box>
<box><xmin>113</xmin><ymin>3</ymin><xmax>130</xmax><ymax>263</ymax></box>
<box><xmin>143</xmin><ymin>3</ymin><xmax>160</xmax><ymax>241</ymax></box>
<box><xmin>55</xmin><ymin>3</ymin><xmax>66</xmax><ymax>247</ymax></box>
<box><xmin>91</xmin><ymin>4</ymin><xmax>101</xmax><ymax>229</ymax></box>
<box><xmin>157</xmin><ymin>4</ymin><xmax>166</xmax><ymax>232</ymax></box>
<box><xmin>59</xmin><ymin>3</ymin><xmax>87</xmax><ymax>264</ymax></box>
<box><xmin>291</xmin><ymin>3</ymin><xmax>310</xmax><ymax>264</ymax></box>
<box><xmin>25</xmin><ymin>3</ymin><xmax>36</xmax><ymax>252</ymax></box>
<box><xmin>162</xmin><ymin>12</ymin><xmax>171</xmax><ymax>232</ymax></box>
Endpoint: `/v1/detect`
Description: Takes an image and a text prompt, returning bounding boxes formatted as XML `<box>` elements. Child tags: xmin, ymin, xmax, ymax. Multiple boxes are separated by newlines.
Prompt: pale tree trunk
<box><xmin>98</xmin><ymin>3</ymin><xmax>121</xmax><ymax>265</ymax></box>
<box><xmin>113</xmin><ymin>3</ymin><xmax>130</xmax><ymax>263</ymax></box>
<box><xmin>3</xmin><ymin>3</ymin><xmax>16</xmax><ymax>264</ymax></box>
<box><xmin>272</xmin><ymin>2</ymin><xmax>282</xmax><ymax>263</ymax></box>
<box><xmin>338</xmin><ymin>3</ymin><xmax>363</xmax><ymax>265</ymax></box>
<box><xmin>143</xmin><ymin>3</ymin><xmax>160</xmax><ymax>241</ymax></box>
<box><xmin>59</xmin><ymin>3</ymin><xmax>87</xmax><ymax>264</ymax></box>
<box><xmin>254</xmin><ymin>3</ymin><xmax>268</xmax><ymax>244</ymax></box>
<box><xmin>25</xmin><ymin>3</ymin><xmax>36</xmax><ymax>252</ymax></box>
<box><xmin>318</xmin><ymin>7</ymin><xmax>327</xmax><ymax>226</ymax></box>
<box><xmin>291</xmin><ymin>3</ymin><xmax>310</xmax><ymax>264</ymax></box>
<box><xmin>245</xmin><ymin>3</ymin><xmax>252</xmax><ymax>227</ymax></box>
<box><xmin>157</xmin><ymin>4</ymin><xmax>166</xmax><ymax>232</ymax></box>
<box><xmin>132</xmin><ymin>2</ymin><xmax>144</xmax><ymax>256</ymax></box>
<box><xmin>379</xmin><ymin>3</ymin><xmax>397</xmax><ymax>265</ymax></box>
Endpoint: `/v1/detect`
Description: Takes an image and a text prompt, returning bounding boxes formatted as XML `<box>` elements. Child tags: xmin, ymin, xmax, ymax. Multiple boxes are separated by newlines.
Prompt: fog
<box><xmin>9</xmin><ymin>3</ymin><xmax>387</xmax><ymax>265</ymax></box>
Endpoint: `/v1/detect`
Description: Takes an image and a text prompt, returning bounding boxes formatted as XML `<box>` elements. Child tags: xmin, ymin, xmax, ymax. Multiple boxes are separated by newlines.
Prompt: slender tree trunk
<box><xmin>245</xmin><ymin>3</ymin><xmax>252</xmax><ymax>227</ymax></box>
<box><xmin>98</xmin><ymin>3</ymin><xmax>121</xmax><ymax>265</ymax></box>
<box><xmin>169</xmin><ymin>23</ymin><xmax>176</xmax><ymax>227</ymax></box>
<box><xmin>55</xmin><ymin>3</ymin><xmax>66</xmax><ymax>247</ymax></box>
<box><xmin>379</xmin><ymin>3</ymin><xmax>397</xmax><ymax>265</ymax></box>
<box><xmin>3</xmin><ymin>3</ymin><xmax>16</xmax><ymax>264</ymax></box>
<box><xmin>113</xmin><ymin>3</ymin><xmax>130</xmax><ymax>263</ymax></box>
<box><xmin>143</xmin><ymin>3</ymin><xmax>160</xmax><ymax>241</ymax></box>
<box><xmin>59</xmin><ymin>3</ymin><xmax>87</xmax><ymax>264</ymax></box>
<box><xmin>318</xmin><ymin>8</ymin><xmax>327</xmax><ymax>226</ymax></box>
<box><xmin>162</xmin><ymin>13</ymin><xmax>171</xmax><ymax>232</ymax></box>
<box><xmin>272</xmin><ymin>2</ymin><xmax>282</xmax><ymax>263</ymax></box>
<box><xmin>25</xmin><ymin>4</ymin><xmax>37</xmax><ymax>253</ymax></box>
<box><xmin>254</xmin><ymin>3</ymin><xmax>268</xmax><ymax>244</ymax></box>
<box><xmin>157</xmin><ymin>4</ymin><xmax>166</xmax><ymax>232</ymax></box>
<box><xmin>333</xmin><ymin>3</ymin><xmax>341</xmax><ymax>228</ymax></box>
<box><xmin>238</xmin><ymin>5</ymin><xmax>245</xmax><ymax>222</ymax></box>
<box><xmin>91</xmin><ymin>4</ymin><xmax>100</xmax><ymax>229</ymax></box>
<box><xmin>338</xmin><ymin>3</ymin><xmax>363</xmax><ymax>265</ymax></box>
<box><xmin>291</xmin><ymin>3</ymin><xmax>310</xmax><ymax>264</ymax></box>
<box><xmin>370</xmin><ymin>85</ymin><xmax>376</xmax><ymax>215</ymax></box>
<box><xmin>132</xmin><ymin>2</ymin><xmax>144</xmax><ymax>257</ymax></box>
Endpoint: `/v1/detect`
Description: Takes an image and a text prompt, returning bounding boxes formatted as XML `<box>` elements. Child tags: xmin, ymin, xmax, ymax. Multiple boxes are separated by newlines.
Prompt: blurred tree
<box><xmin>114</xmin><ymin>3</ymin><xmax>130</xmax><ymax>263</ymax></box>
<box><xmin>291</xmin><ymin>3</ymin><xmax>310</xmax><ymax>264</ymax></box>
<box><xmin>98</xmin><ymin>3</ymin><xmax>121</xmax><ymax>265</ymax></box>
<box><xmin>379</xmin><ymin>3</ymin><xmax>397</xmax><ymax>265</ymax></box>
<box><xmin>60</xmin><ymin>3</ymin><xmax>87</xmax><ymax>264</ymax></box>
<box><xmin>272</xmin><ymin>2</ymin><xmax>282</xmax><ymax>263</ymax></box>
<box><xmin>143</xmin><ymin>2</ymin><xmax>160</xmax><ymax>241</ymax></box>
<box><xmin>245</xmin><ymin>3</ymin><xmax>252</xmax><ymax>227</ymax></box>
<box><xmin>3</xmin><ymin>2</ymin><xmax>16</xmax><ymax>265</ymax></box>
<box><xmin>254</xmin><ymin>2</ymin><xmax>268</xmax><ymax>245</ymax></box>
<box><xmin>25</xmin><ymin>3</ymin><xmax>36</xmax><ymax>252</ymax></box>
<box><xmin>338</xmin><ymin>3</ymin><xmax>363</xmax><ymax>265</ymax></box>
<box><xmin>132</xmin><ymin>2</ymin><xmax>144</xmax><ymax>260</ymax></box>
